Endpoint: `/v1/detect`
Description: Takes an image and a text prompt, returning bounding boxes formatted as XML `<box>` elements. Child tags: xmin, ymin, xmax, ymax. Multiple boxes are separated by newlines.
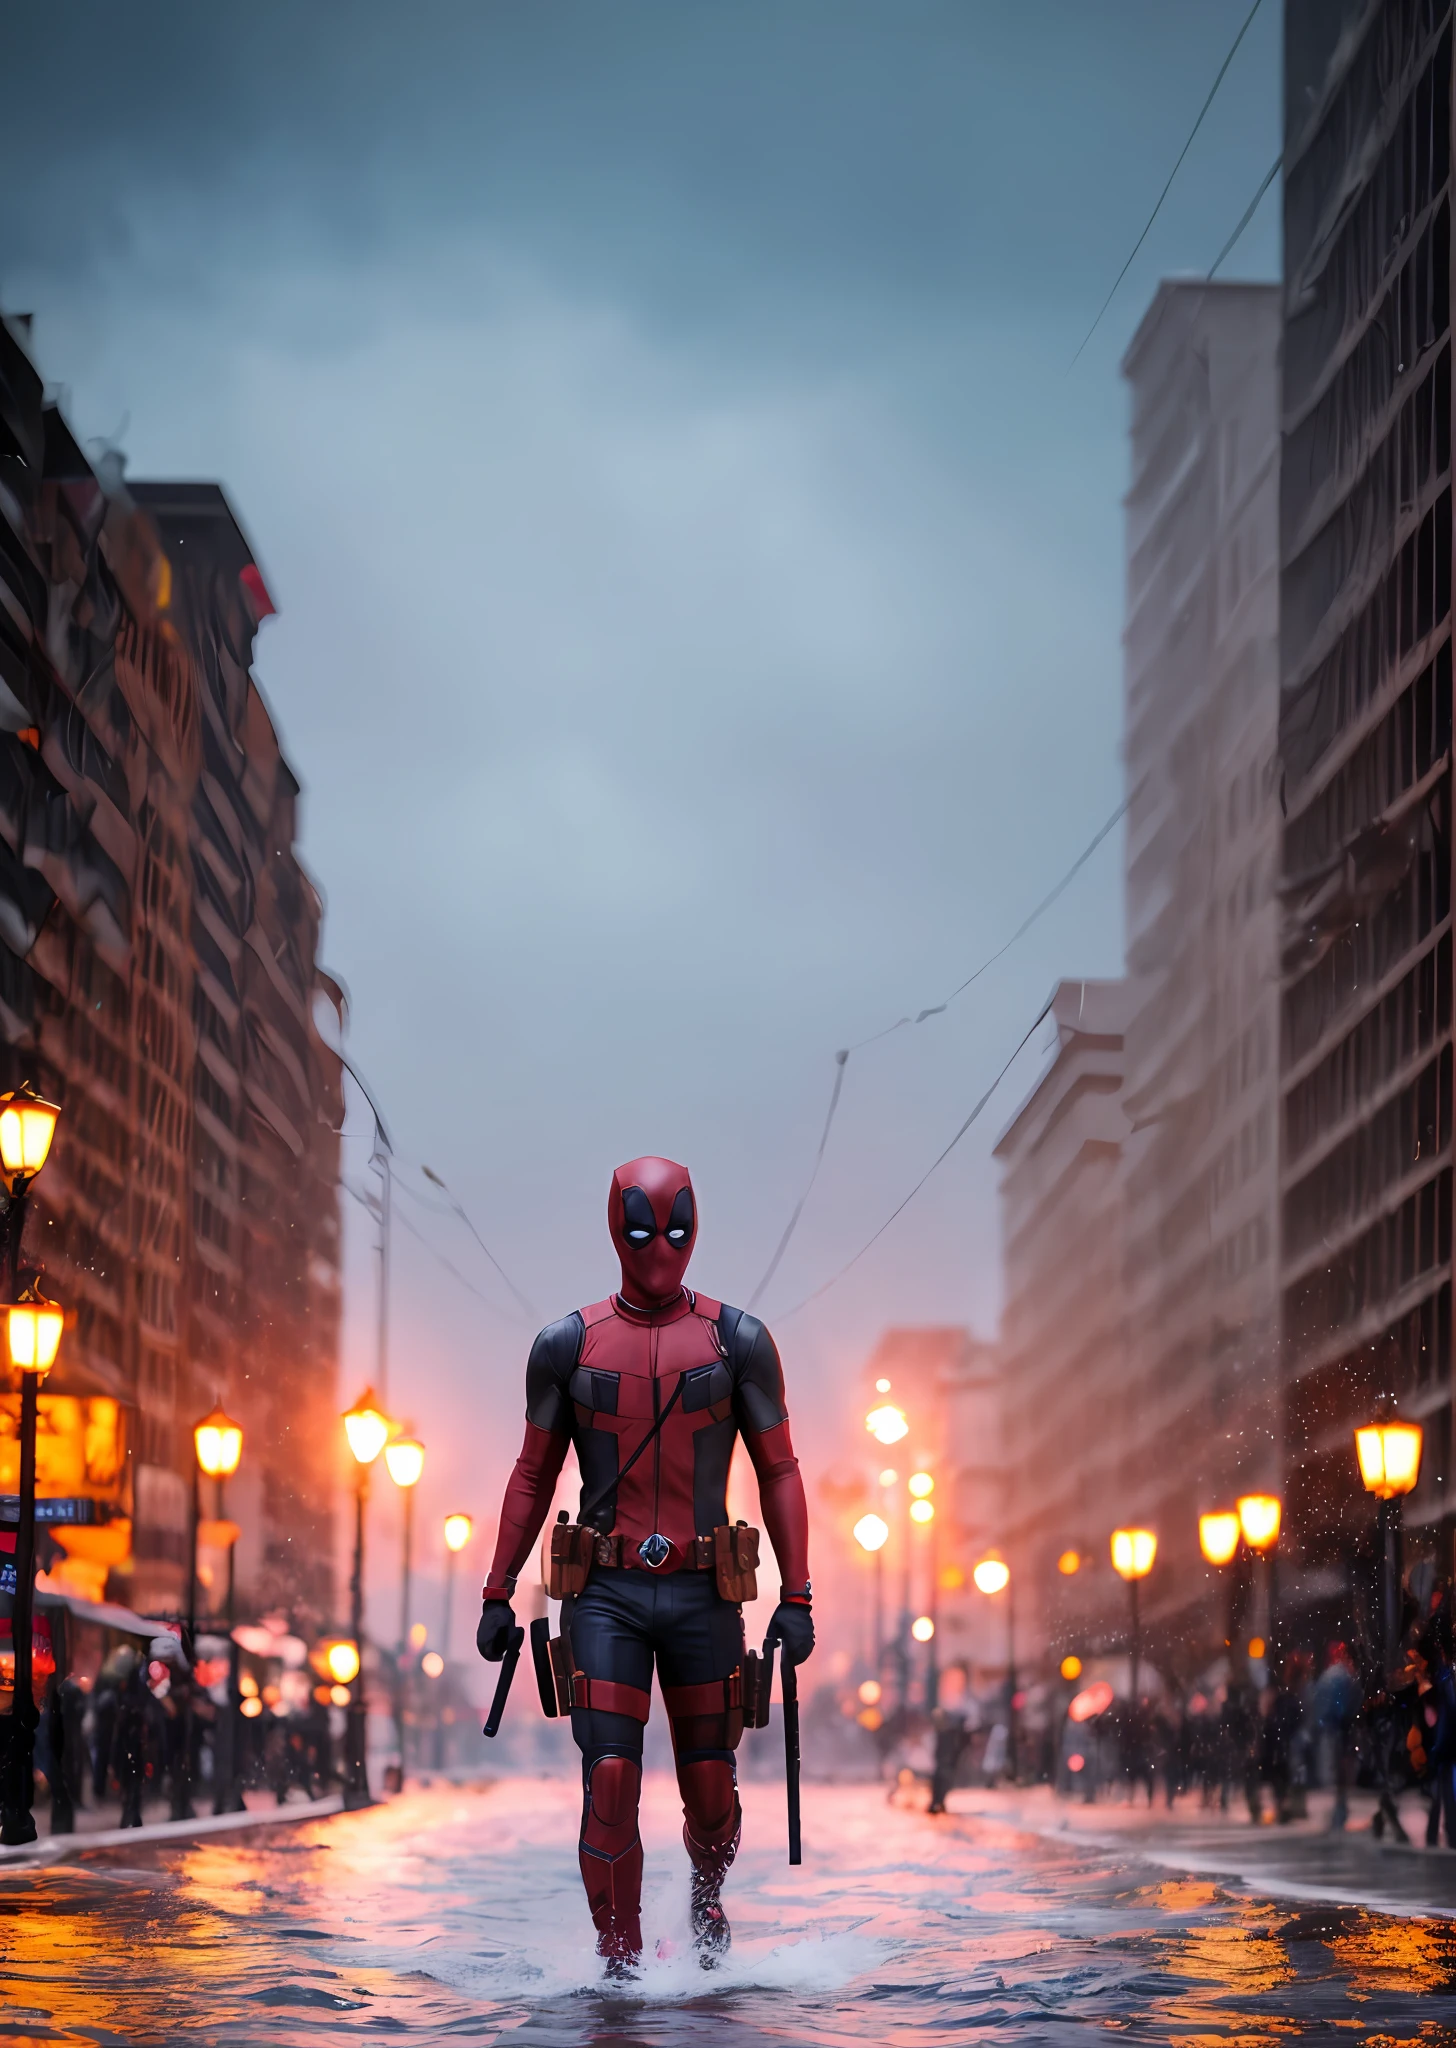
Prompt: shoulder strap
<box><xmin>575</xmin><ymin>1377</ymin><xmax>685</xmax><ymax>1529</ymax></box>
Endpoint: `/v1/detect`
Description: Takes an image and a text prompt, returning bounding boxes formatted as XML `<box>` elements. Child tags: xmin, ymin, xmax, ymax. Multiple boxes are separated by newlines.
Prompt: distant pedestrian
<box><xmin>928</xmin><ymin>1709</ymin><xmax>968</xmax><ymax>1814</ymax></box>
<box><xmin>1312</xmin><ymin>1642</ymin><xmax>1362</xmax><ymax>1831</ymax></box>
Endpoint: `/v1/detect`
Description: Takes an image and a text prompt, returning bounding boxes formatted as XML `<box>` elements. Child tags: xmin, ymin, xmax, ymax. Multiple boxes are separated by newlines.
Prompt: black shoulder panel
<box><xmin>719</xmin><ymin>1300</ymin><xmax>789</xmax><ymax>1436</ymax></box>
<box><xmin>525</xmin><ymin>1312</ymin><xmax>584</xmax><ymax>1433</ymax></box>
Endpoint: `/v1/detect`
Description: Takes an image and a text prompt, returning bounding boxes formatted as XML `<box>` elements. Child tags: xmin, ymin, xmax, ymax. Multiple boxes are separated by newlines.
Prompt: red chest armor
<box><xmin>570</xmin><ymin>1291</ymin><xmax>736</xmax><ymax>1566</ymax></box>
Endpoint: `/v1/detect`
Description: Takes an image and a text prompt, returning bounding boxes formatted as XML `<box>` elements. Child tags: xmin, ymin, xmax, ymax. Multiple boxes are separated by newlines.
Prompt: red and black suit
<box><xmin>478</xmin><ymin>1156</ymin><xmax>812</xmax><ymax>1970</ymax></box>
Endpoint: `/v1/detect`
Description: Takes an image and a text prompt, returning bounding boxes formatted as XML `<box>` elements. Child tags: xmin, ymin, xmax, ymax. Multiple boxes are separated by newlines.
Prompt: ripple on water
<box><xmin>2</xmin><ymin>1779</ymin><xmax>1456</xmax><ymax>2045</ymax></box>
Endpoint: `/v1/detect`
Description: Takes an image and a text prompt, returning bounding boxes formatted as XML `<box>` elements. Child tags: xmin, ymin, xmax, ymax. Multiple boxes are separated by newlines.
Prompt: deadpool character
<box><xmin>477</xmin><ymin>1155</ymin><xmax>813</xmax><ymax>1976</ymax></box>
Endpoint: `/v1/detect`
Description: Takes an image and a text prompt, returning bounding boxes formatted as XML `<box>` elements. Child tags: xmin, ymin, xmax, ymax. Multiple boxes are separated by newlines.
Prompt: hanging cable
<box><xmin>745</xmin><ymin>797</ymin><xmax>1125</xmax><ymax>1308</ymax></box>
<box><xmin>421</xmin><ymin>1164</ymin><xmax>539</xmax><ymax>1322</ymax></box>
<box><xmin>1207</xmin><ymin>151</ymin><xmax>1282</xmax><ymax>278</ymax></box>
<box><xmin>1070</xmin><ymin>0</ymin><xmax>1266</xmax><ymax>366</ymax></box>
<box><xmin>773</xmin><ymin>995</ymin><xmax>1057</xmax><ymax>1324</ymax></box>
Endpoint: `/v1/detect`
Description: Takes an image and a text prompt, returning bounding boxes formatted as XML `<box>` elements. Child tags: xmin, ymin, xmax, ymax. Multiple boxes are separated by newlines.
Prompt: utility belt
<box><xmin>547</xmin><ymin>1510</ymin><xmax>760</xmax><ymax>1605</ymax></box>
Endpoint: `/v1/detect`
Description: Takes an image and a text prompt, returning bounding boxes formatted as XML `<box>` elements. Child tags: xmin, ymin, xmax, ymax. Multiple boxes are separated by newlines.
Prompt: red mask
<box><xmin>608</xmin><ymin>1156</ymin><xmax>696</xmax><ymax>1307</ymax></box>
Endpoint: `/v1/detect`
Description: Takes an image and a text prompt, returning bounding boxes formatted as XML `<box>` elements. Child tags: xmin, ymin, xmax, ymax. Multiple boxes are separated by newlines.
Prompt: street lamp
<box><xmin>441</xmin><ymin>1513</ymin><xmax>472</xmax><ymax>1660</ymax></box>
<box><xmin>433</xmin><ymin>1513</ymin><xmax>473</xmax><ymax>1769</ymax></box>
<box><xmin>342</xmin><ymin>1386</ymin><xmax>391</xmax><ymax>1809</ymax></box>
<box><xmin>384</xmin><ymin>1434</ymin><xmax>424</xmax><ymax>1782</ymax></box>
<box><xmin>908</xmin><ymin>1471</ymin><xmax>938</xmax><ymax>1704</ymax></box>
<box><xmin>865</xmin><ymin>1404</ymin><xmax>909</xmax><ymax>1446</ymax></box>
<box><xmin>1198</xmin><ymin>1511</ymin><xmax>1240</xmax><ymax>1567</ymax></box>
<box><xmin>1356</xmin><ymin>1414</ymin><xmax>1423</xmax><ymax>1669</ymax></box>
<box><xmin>193</xmin><ymin>1406</ymin><xmax>244</xmax><ymax>1816</ymax></box>
<box><xmin>0</xmin><ymin>1273</ymin><xmax>62</xmax><ymax>1846</ymax></box>
<box><xmin>854</xmin><ymin>1512</ymin><xmax>889</xmax><ymax>1686</ymax></box>
<box><xmin>1235</xmin><ymin>1491</ymin><xmax>1283</xmax><ymax>1670</ymax></box>
<box><xmin>972</xmin><ymin>1555</ymin><xmax>1015</xmax><ymax>1777</ymax></box>
<box><xmin>1110</xmin><ymin>1528</ymin><xmax>1156</xmax><ymax>1702</ymax></box>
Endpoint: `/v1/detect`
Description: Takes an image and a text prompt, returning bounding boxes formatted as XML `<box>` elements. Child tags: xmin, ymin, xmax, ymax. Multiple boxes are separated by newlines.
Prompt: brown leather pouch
<box><xmin>548</xmin><ymin>1512</ymin><xmax>595</xmax><ymax>1601</ymax></box>
<box><xmin>713</xmin><ymin>1520</ymin><xmax>760</xmax><ymax>1604</ymax></box>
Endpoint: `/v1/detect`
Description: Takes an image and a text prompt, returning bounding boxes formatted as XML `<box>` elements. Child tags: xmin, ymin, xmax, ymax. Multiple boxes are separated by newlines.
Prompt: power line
<box><xmin>1070</xmin><ymin>0</ymin><xmax>1266</xmax><ymax>367</ymax></box>
<box><xmin>1208</xmin><ymin>151</ymin><xmax>1282</xmax><ymax>278</ymax></box>
<box><xmin>775</xmin><ymin>995</ymin><xmax>1057</xmax><ymax>1324</ymax></box>
<box><xmin>421</xmin><ymin>1164</ymin><xmax>539</xmax><ymax>1323</ymax></box>
<box><xmin>344</xmin><ymin>1179</ymin><xmax>514</xmax><ymax>1319</ymax></box>
<box><xmin>746</xmin><ymin>798</ymin><xmax>1125</xmax><ymax>1309</ymax></box>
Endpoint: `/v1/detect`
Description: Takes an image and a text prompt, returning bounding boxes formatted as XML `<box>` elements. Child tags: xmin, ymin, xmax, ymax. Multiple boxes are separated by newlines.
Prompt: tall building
<box><xmin>1279</xmin><ymin>2</ymin><xmax>1455</xmax><ymax>1598</ymax></box>
<box><xmin>1119</xmin><ymin>282</ymin><xmax>1284</xmax><ymax>1611</ymax></box>
<box><xmin>994</xmin><ymin>979</ymin><xmax>1131</xmax><ymax>1661</ymax></box>
<box><xmin>0</xmin><ymin>314</ymin><xmax>343</xmax><ymax>1622</ymax></box>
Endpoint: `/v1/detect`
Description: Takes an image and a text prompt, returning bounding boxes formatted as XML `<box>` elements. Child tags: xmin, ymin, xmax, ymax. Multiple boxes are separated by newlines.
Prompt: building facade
<box><xmin>1279</xmin><ymin>0</ymin><xmax>1456</xmax><ymax>1602</ymax></box>
<box><xmin>994</xmin><ymin>979</ymin><xmax>1132</xmax><ymax>1662</ymax></box>
<box><xmin>0</xmin><ymin>314</ymin><xmax>343</xmax><ymax>1623</ymax></box>
<box><xmin>1119</xmin><ymin>281</ymin><xmax>1284</xmax><ymax>1612</ymax></box>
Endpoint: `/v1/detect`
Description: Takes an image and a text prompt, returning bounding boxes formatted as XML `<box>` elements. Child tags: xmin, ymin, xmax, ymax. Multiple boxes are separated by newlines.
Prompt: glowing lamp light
<box><xmin>325</xmin><ymin>1639</ymin><xmax>361</xmax><ymax>1685</ymax></box>
<box><xmin>194</xmin><ymin>1406</ymin><xmax>243</xmax><ymax>1479</ymax></box>
<box><xmin>1057</xmin><ymin>1549</ymin><xmax>1082</xmax><ymax>1576</ymax></box>
<box><xmin>908</xmin><ymin>1472</ymin><xmax>934</xmax><ymax>1498</ymax></box>
<box><xmin>1355</xmin><ymin>1418</ymin><xmax>1423</xmax><ymax>1500</ymax></box>
<box><xmin>911</xmin><ymin>1615</ymin><xmax>935</xmax><ymax>1643</ymax></box>
<box><xmin>854</xmin><ymin>1513</ymin><xmax>890</xmax><ymax>1554</ymax></box>
<box><xmin>1248</xmin><ymin>1636</ymin><xmax>1266</xmax><ymax>1660</ymax></box>
<box><xmin>343</xmin><ymin>1389</ymin><xmax>391</xmax><ymax>1467</ymax></box>
<box><xmin>329</xmin><ymin>1683</ymin><xmax>351</xmax><ymax>1706</ymax></box>
<box><xmin>857</xmin><ymin>1678</ymin><xmax>882</xmax><ymax>1705</ymax></box>
<box><xmin>241</xmin><ymin>1696</ymin><xmax>264</xmax><ymax>1719</ymax></box>
<box><xmin>1060</xmin><ymin>1654</ymin><xmax>1082</xmax><ymax>1681</ymax></box>
<box><xmin>940</xmin><ymin>1564</ymin><xmax>966</xmax><ymax>1591</ymax></box>
<box><xmin>0</xmin><ymin>1083</ymin><xmax>60</xmax><ymax>1192</ymax></box>
<box><xmin>875</xmin><ymin>1377</ymin><xmax>891</xmax><ymax>1393</ymax></box>
<box><xmin>1110</xmin><ymin>1528</ymin><xmax>1157</xmax><ymax>1582</ymax></box>
<box><xmin>444</xmin><ymin>1513</ymin><xmax>473</xmax><ymax>1553</ymax></box>
<box><xmin>421</xmin><ymin>1650</ymin><xmax>445</xmax><ymax>1679</ymax></box>
<box><xmin>6</xmin><ymin>1285</ymin><xmax>63</xmax><ymax>1374</ymax></box>
<box><xmin>973</xmin><ymin>1557</ymin><xmax>1010</xmax><ymax>1596</ymax></box>
<box><xmin>1198</xmin><ymin>1511</ymin><xmax>1240</xmax><ymax>1567</ymax></box>
<box><xmin>910</xmin><ymin>1498</ymin><xmax>935</xmax><ymax>1525</ymax></box>
<box><xmin>866</xmin><ymin>1404</ymin><xmax>909</xmax><ymax>1446</ymax></box>
<box><xmin>408</xmin><ymin>1621</ymin><xmax>428</xmax><ymax>1652</ymax></box>
<box><xmin>1236</xmin><ymin>1494</ymin><xmax>1281</xmax><ymax>1552</ymax></box>
<box><xmin>879</xmin><ymin>1468</ymin><xmax>898</xmax><ymax>1488</ymax></box>
<box><xmin>385</xmin><ymin>1436</ymin><xmax>425</xmax><ymax>1489</ymax></box>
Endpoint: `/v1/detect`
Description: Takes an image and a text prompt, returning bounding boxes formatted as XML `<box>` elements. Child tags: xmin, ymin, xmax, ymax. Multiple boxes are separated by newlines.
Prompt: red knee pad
<box><xmin>580</xmin><ymin>1756</ymin><xmax>643</xmax><ymax>1961</ymax></box>
<box><xmin>584</xmin><ymin>1754</ymin><xmax>641</xmax><ymax>1852</ymax></box>
<box><xmin>679</xmin><ymin>1756</ymin><xmax>741</xmax><ymax>1864</ymax></box>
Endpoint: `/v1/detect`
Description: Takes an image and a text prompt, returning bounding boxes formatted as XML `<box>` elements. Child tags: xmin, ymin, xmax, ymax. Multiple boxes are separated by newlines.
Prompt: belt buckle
<box><xmin>638</xmin><ymin>1533</ymin><xmax>671</xmax><ymax>1570</ymax></box>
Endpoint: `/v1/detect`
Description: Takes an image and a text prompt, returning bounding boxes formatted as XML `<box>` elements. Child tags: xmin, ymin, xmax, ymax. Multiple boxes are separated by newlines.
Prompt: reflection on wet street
<box><xmin>2</xmin><ymin>1776</ymin><xmax>1455</xmax><ymax>2046</ymax></box>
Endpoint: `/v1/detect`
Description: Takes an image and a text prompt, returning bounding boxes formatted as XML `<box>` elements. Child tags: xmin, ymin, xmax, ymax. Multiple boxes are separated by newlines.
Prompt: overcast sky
<box><xmin>4</xmin><ymin>2</ymin><xmax>1280</xmax><ymax>1631</ymax></box>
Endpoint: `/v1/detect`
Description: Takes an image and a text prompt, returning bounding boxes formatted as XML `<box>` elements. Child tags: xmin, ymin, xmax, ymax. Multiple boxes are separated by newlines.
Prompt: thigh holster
<box><xmin>663</xmin><ymin>1668</ymin><xmax>744</xmax><ymax>1753</ymax></box>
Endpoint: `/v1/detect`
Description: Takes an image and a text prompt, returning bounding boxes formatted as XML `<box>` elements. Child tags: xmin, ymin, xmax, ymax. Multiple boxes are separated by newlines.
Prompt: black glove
<box><xmin>767</xmin><ymin>1601</ymin><xmax>815</xmax><ymax>1667</ymax></box>
<box><xmin>476</xmin><ymin>1599</ymin><xmax>516</xmax><ymax>1662</ymax></box>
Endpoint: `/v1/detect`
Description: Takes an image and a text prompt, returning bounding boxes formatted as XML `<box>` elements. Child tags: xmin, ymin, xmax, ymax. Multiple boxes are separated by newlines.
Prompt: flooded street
<box><xmin>3</xmin><ymin>1776</ymin><xmax>1455</xmax><ymax>2046</ymax></box>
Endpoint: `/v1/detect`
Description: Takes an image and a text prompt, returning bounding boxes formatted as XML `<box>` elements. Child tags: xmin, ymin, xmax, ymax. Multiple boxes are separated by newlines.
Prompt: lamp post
<box><xmin>1</xmin><ymin>1272</ymin><xmax>63</xmax><ymax>1846</ymax></box>
<box><xmin>434</xmin><ymin>1514</ymin><xmax>472</xmax><ymax>1770</ymax></box>
<box><xmin>1355</xmin><ymin>1414</ymin><xmax>1423</xmax><ymax>1670</ymax></box>
<box><xmin>1110</xmin><ymin>1528</ymin><xmax>1157</xmax><ymax>1702</ymax></box>
<box><xmin>1236</xmin><ymin>1492</ymin><xmax>1281</xmax><ymax>1667</ymax></box>
<box><xmin>441</xmin><ymin>1513</ymin><xmax>472</xmax><ymax>1663</ymax></box>
<box><xmin>1198</xmin><ymin>1508</ymin><xmax>1240</xmax><ymax>1675</ymax></box>
<box><xmin>972</xmin><ymin>1555</ymin><xmax>1014</xmax><ymax>1777</ymax></box>
<box><xmin>853</xmin><ymin>1512</ymin><xmax>889</xmax><ymax>1683</ymax></box>
<box><xmin>384</xmin><ymin>1436</ymin><xmax>425</xmax><ymax>1782</ymax></box>
<box><xmin>909</xmin><ymin>1472</ymin><xmax>936</xmax><ymax>1709</ymax></box>
<box><xmin>342</xmin><ymin>1388</ymin><xmax>391</xmax><ymax>1809</ymax></box>
<box><xmin>193</xmin><ymin>1406</ymin><xmax>243</xmax><ymax>1815</ymax></box>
